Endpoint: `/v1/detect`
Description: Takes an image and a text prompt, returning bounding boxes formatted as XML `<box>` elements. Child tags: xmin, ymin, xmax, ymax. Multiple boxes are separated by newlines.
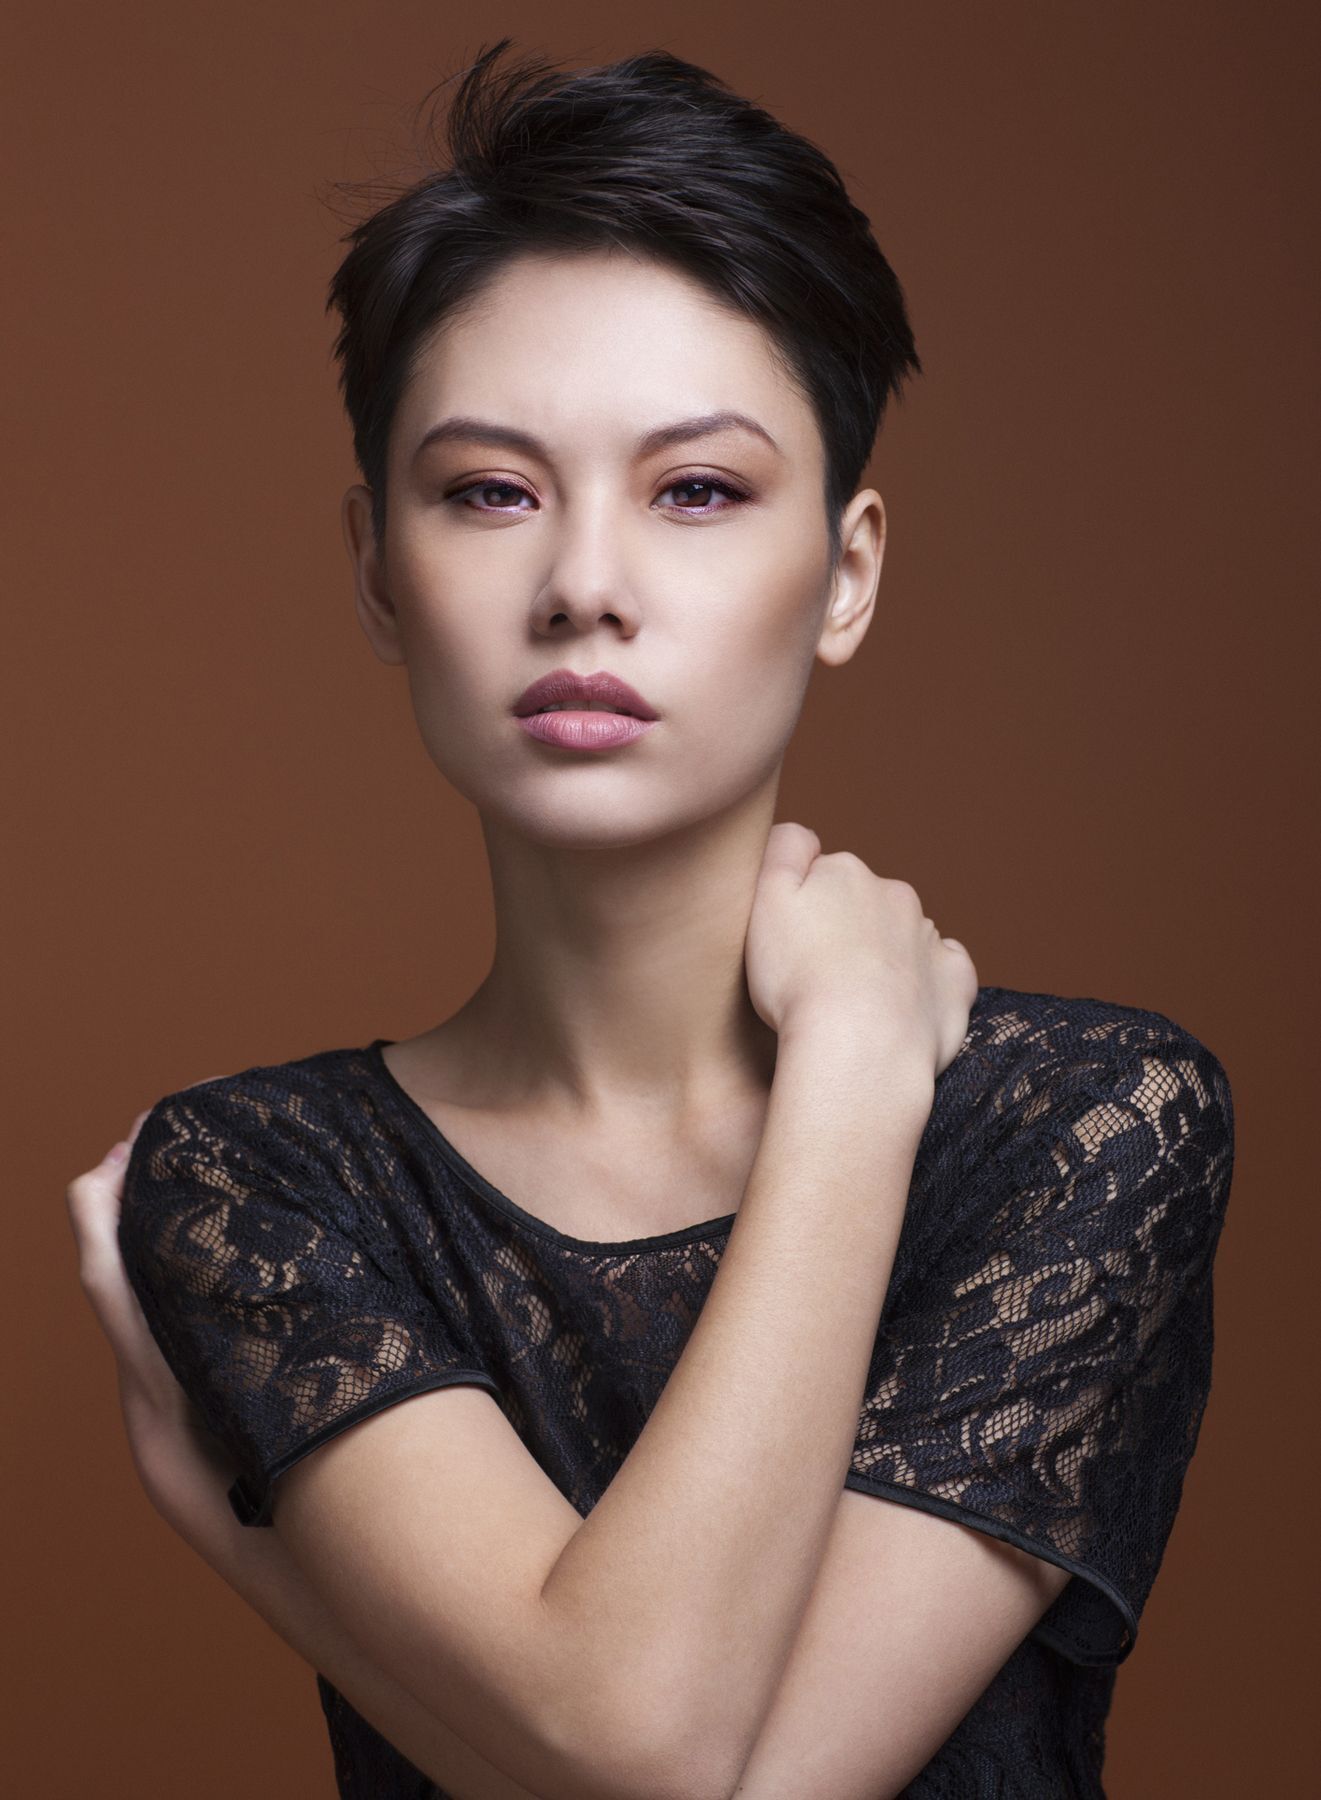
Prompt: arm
<box><xmin>87</xmin><ymin>1177</ymin><xmax>1065</xmax><ymax>1800</ymax></box>
<box><xmin>71</xmin><ymin>1128</ymin><xmax>547</xmax><ymax>1799</ymax></box>
<box><xmin>151</xmin><ymin>1399</ymin><xmax>1072</xmax><ymax>1800</ymax></box>
<box><xmin>723</xmin><ymin>1026</ymin><xmax>1234</xmax><ymax>1798</ymax></box>
<box><xmin>536</xmin><ymin>1012</ymin><xmax>931</xmax><ymax>1788</ymax></box>
<box><xmin>170</xmin><ymin>1444</ymin><xmax>544</xmax><ymax>1800</ymax></box>
<box><xmin>77</xmin><ymin>1020</ymin><xmax>929</xmax><ymax>1800</ymax></box>
<box><xmin>727</xmin><ymin>1486</ymin><xmax>1072</xmax><ymax>1797</ymax></box>
<box><xmin>105</xmin><ymin>839</ymin><xmax>970</xmax><ymax>1800</ymax></box>
<box><xmin>98</xmin><ymin>1187</ymin><xmax>1069</xmax><ymax>1800</ymax></box>
<box><xmin>94</xmin><ymin>1019</ymin><xmax>1226</xmax><ymax>1800</ymax></box>
<box><xmin>266</xmin><ymin>1011</ymin><xmax>930</xmax><ymax>1800</ymax></box>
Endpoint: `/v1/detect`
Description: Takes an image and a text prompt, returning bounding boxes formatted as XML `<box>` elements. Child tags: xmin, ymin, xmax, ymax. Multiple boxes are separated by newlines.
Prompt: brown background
<box><xmin>6</xmin><ymin>2</ymin><xmax>1316</xmax><ymax>1793</ymax></box>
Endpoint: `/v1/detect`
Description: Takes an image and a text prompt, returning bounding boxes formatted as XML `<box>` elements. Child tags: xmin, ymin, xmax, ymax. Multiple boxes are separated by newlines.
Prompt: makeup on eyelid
<box><xmin>444</xmin><ymin>474</ymin><xmax>751</xmax><ymax>514</ymax></box>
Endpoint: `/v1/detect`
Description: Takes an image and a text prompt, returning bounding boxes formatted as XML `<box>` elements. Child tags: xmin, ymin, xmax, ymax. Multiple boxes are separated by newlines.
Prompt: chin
<box><xmin>478</xmin><ymin>787</ymin><xmax>717</xmax><ymax>852</ymax></box>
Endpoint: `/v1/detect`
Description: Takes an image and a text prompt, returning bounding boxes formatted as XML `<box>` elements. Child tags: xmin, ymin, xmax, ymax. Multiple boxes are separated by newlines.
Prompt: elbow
<box><xmin>551</xmin><ymin>1680</ymin><xmax>736</xmax><ymax>1800</ymax></box>
<box><xmin>622</xmin><ymin>1688</ymin><xmax>750</xmax><ymax>1800</ymax></box>
<box><xmin>629</xmin><ymin>1675</ymin><xmax>759</xmax><ymax>1800</ymax></box>
<box><xmin>533</xmin><ymin>1596</ymin><xmax>739</xmax><ymax>1800</ymax></box>
<box><xmin>622</xmin><ymin>1725</ymin><xmax>740</xmax><ymax>1800</ymax></box>
<box><xmin>687</xmin><ymin>1731</ymin><xmax>756</xmax><ymax>1800</ymax></box>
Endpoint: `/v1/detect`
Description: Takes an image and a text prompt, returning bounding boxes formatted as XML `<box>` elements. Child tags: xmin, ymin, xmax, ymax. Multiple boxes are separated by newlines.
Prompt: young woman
<box><xmin>67</xmin><ymin>40</ymin><xmax>1235</xmax><ymax>1800</ymax></box>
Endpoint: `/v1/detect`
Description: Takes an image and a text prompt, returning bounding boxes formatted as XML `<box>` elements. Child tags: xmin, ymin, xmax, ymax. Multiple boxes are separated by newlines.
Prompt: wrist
<box><xmin>775</xmin><ymin>1004</ymin><xmax>935</xmax><ymax>1123</ymax></box>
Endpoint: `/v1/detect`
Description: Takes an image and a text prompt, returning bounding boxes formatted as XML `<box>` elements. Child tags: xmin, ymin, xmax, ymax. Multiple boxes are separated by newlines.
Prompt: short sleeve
<box><xmin>118</xmin><ymin>1078</ymin><xmax>503</xmax><ymax>1528</ymax></box>
<box><xmin>844</xmin><ymin>1023</ymin><xmax>1235</xmax><ymax>1666</ymax></box>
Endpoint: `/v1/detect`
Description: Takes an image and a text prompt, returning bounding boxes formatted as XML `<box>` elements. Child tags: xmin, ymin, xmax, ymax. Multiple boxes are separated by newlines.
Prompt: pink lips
<box><xmin>519</xmin><ymin>711</ymin><xmax>656</xmax><ymax>750</ymax></box>
<box><xmin>512</xmin><ymin>666</ymin><xmax>660</xmax><ymax>754</ymax></box>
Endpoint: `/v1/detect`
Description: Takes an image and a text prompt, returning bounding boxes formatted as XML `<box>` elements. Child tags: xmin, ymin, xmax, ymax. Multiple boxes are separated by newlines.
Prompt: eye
<box><xmin>657</xmin><ymin>475</ymin><xmax>749</xmax><ymax>515</ymax></box>
<box><xmin>442</xmin><ymin>473</ymin><xmax>751</xmax><ymax>517</ymax></box>
<box><xmin>445</xmin><ymin>479</ymin><xmax>536</xmax><ymax>514</ymax></box>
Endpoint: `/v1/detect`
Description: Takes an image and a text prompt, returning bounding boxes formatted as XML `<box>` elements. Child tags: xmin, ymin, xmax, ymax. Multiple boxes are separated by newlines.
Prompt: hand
<box><xmin>66</xmin><ymin>1096</ymin><xmax>237</xmax><ymax>1551</ymax></box>
<box><xmin>745</xmin><ymin>822</ymin><xmax>979</xmax><ymax>1079</ymax></box>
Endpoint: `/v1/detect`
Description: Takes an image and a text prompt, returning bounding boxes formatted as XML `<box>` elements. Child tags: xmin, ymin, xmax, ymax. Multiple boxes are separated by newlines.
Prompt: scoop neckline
<box><xmin>363</xmin><ymin>1037</ymin><xmax>739</xmax><ymax>1256</ymax></box>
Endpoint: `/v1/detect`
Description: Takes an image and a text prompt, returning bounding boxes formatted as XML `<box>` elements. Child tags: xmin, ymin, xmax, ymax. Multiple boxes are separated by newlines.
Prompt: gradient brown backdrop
<box><xmin>7</xmin><ymin>3</ymin><xmax>1316</xmax><ymax>1794</ymax></box>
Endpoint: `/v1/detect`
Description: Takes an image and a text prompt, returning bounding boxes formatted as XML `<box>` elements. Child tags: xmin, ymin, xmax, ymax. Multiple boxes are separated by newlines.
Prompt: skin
<box><xmin>66</xmin><ymin>243</ymin><xmax>897</xmax><ymax>1785</ymax></box>
<box><xmin>340</xmin><ymin>245</ymin><xmax>886</xmax><ymax>1190</ymax></box>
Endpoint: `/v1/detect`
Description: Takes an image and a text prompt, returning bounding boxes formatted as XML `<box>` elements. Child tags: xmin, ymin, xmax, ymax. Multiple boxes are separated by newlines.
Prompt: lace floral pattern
<box><xmin>119</xmin><ymin>985</ymin><xmax>1234</xmax><ymax>1798</ymax></box>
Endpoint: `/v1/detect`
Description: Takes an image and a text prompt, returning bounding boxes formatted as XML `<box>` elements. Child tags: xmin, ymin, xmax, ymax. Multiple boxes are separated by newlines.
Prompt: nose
<box><xmin>530</xmin><ymin>498</ymin><xmax>642</xmax><ymax>636</ymax></box>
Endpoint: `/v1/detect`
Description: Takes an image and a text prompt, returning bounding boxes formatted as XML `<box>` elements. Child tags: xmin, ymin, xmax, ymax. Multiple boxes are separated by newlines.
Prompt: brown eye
<box><xmin>658</xmin><ymin>476</ymin><xmax>749</xmax><ymax>513</ymax></box>
<box><xmin>447</xmin><ymin>480</ymin><xmax>536</xmax><ymax>512</ymax></box>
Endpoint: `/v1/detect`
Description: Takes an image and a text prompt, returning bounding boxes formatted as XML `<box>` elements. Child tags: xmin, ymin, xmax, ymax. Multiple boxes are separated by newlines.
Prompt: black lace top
<box><xmin>117</xmin><ymin>984</ymin><xmax>1234</xmax><ymax>1798</ymax></box>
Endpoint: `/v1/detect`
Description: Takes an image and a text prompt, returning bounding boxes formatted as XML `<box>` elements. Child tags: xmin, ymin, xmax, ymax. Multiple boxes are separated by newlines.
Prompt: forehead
<box><xmin>394</xmin><ymin>248</ymin><xmax>822</xmax><ymax>466</ymax></box>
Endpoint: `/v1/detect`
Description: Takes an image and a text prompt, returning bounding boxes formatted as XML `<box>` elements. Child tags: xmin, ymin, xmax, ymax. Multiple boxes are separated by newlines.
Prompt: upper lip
<box><xmin>512</xmin><ymin>668</ymin><xmax>660</xmax><ymax>720</ymax></box>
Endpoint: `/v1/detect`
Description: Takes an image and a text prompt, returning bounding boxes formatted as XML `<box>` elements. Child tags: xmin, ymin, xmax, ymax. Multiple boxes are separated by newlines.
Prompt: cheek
<box><xmin>390</xmin><ymin>564</ymin><xmax>490</xmax><ymax>709</ymax></box>
<box><xmin>391</xmin><ymin>598</ymin><xmax>510</xmax><ymax>787</ymax></box>
<box><xmin>403</xmin><ymin>655</ymin><xmax>514</xmax><ymax>807</ymax></box>
<box><xmin>679</xmin><ymin>563</ymin><xmax>826</xmax><ymax>765</ymax></box>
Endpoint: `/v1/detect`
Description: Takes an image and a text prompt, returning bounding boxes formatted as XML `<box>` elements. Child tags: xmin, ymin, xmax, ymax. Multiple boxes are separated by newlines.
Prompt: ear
<box><xmin>816</xmin><ymin>488</ymin><xmax>886</xmax><ymax>669</ymax></box>
<box><xmin>342</xmin><ymin>484</ymin><xmax>406</xmax><ymax>666</ymax></box>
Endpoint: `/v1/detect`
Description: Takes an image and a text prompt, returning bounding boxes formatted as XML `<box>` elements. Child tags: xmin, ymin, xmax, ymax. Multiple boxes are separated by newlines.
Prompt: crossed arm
<box><xmin>73</xmin><ymin>1009</ymin><xmax>1071</xmax><ymax>1799</ymax></box>
<box><xmin>173</xmin><ymin>1422</ymin><xmax>1069</xmax><ymax>1800</ymax></box>
<box><xmin>86</xmin><ymin>1207</ymin><xmax>1070</xmax><ymax>1797</ymax></box>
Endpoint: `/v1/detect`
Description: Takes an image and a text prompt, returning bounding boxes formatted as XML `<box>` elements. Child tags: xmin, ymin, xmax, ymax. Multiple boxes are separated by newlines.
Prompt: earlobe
<box><xmin>341</xmin><ymin>484</ymin><xmax>405</xmax><ymax>667</ymax></box>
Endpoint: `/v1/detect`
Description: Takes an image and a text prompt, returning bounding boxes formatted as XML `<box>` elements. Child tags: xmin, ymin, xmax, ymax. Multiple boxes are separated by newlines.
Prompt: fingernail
<box><xmin>106</xmin><ymin>1141</ymin><xmax>129</xmax><ymax>1165</ymax></box>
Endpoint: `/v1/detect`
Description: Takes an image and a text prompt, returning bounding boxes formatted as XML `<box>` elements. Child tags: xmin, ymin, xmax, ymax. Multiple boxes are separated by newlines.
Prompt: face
<box><xmin>343</xmin><ymin>248</ymin><xmax>884</xmax><ymax>849</ymax></box>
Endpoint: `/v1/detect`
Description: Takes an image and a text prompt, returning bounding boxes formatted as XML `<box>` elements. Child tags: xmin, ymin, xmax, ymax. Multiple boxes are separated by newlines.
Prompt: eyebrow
<box><xmin>410</xmin><ymin>409</ymin><xmax>783</xmax><ymax>466</ymax></box>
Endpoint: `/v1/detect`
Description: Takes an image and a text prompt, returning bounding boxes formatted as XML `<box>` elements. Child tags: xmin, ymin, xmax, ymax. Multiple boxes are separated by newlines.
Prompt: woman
<box><xmin>67</xmin><ymin>40</ymin><xmax>1234</xmax><ymax>1799</ymax></box>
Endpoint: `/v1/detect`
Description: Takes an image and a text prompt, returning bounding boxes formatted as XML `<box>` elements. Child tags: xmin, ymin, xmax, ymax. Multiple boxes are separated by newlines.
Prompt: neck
<box><xmin>442</xmin><ymin>776</ymin><xmax>783</xmax><ymax>1122</ymax></box>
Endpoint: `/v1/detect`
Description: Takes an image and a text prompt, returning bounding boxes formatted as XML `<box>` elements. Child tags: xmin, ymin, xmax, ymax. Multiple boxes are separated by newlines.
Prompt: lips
<box><xmin>512</xmin><ymin>667</ymin><xmax>660</xmax><ymax>720</ymax></box>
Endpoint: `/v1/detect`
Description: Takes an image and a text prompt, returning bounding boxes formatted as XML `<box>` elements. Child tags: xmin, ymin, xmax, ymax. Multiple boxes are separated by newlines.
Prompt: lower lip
<box><xmin>517</xmin><ymin>710</ymin><xmax>658</xmax><ymax>751</ymax></box>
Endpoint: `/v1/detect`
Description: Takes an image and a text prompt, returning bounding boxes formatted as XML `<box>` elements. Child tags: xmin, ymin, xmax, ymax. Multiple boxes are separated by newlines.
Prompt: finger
<box><xmin>66</xmin><ymin>1139</ymin><xmax>142</xmax><ymax>1305</ymax></box>
<box><xmin>66</xmin><ymin>1111</ymin><xmax>148</xmax><ymax>1273</ymax></box>
<box><xmin>66</xmin><ymin>1152</ymin><xmax>129</xmax><ymax>1274</ymax></box>
<box><xmin>67</xmin><ymin>1158</ymin><xmax>161</xmax><ymax>1363</ymax></box>
<box><xmin>66</xmin><ymin>1142</ymin><xmax>127</xmax><ymax>1228</ymax></box>
<box><xmin>118</xmin><ymin>1078</ymin><xmax>221</xmax><ymax>1160</ymax></box>
<box><xmin>761</xmin><ymin>821</ymin><xmax>822</xmax><ymax>881</ymax></box>
<box><xmin>939</xmin><ymin>939</ymin><xmax>980</xmax><ymax>1007</ymax></box>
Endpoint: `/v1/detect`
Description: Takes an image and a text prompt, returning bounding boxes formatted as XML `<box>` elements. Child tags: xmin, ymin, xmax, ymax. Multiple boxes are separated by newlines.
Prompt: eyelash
<box><xmin>443</xmin><ymin>474</ymin><xmax>751</xmax><ymax>517</ymax></box>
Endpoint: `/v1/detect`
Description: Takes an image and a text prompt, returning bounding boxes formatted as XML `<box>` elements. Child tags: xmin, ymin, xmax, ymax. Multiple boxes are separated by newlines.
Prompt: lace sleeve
<box><xmin>118</xmin><ymin>1078</ymin><xmax>503</xmax><ymax>1528</ymax></box>
<box><xmin>845</xmin><ymin>1021</ymin><xmax>1235</xmax><ymax>1666</ymax></box>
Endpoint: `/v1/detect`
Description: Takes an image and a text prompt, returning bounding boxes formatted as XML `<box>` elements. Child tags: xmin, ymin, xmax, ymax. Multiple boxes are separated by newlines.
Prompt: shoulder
<box><xmin>949</xmin><ymin>985</ymin><xmax>1233</xmax><ymax>1222</ymax></box>
<box><xmin>961</xmin><ymin>985</ymin><xmax>1234</xmax><ymax>1241</ymax></box>
<box><xmin>965</xmin><ymin>982</ymin><xmax>1232</xmax><ymax>1118</ymax></box>
<box><xmin>125</xmin><ymin>1041</ymin><xmax>383</xmax><ymax>1239</ymax></box>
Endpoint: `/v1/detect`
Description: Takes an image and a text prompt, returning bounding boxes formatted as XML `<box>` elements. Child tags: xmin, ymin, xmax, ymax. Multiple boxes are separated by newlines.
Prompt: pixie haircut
<box><xmin>326</xmin><ymin>39</ymin><xmax>922</xmax><ymax>568</ymax></box>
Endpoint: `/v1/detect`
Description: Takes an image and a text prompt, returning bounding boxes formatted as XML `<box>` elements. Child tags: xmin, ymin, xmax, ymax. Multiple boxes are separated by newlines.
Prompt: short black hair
<box><xmin>326</xmin><ymin>39</ymin><xmax>922</xmax><ymax>567</ymax></box>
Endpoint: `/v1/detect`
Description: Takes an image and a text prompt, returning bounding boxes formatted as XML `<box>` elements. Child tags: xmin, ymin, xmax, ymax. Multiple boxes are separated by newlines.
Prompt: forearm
<box><xmin>178</xmin><ymin>1478</ymin><xmax>541</xmax><ymax>1800</ymax></box>
<box><xmin>540</xmin><ymin>1009</ymin><xmax>931</xmax><ymax>1793</ymax></box>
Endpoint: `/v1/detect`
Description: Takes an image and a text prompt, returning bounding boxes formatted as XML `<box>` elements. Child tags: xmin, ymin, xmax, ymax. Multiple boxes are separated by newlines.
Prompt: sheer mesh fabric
<box><xmin>118</xmin><ymin>985</ymin><xmax>1234</xmax><ymax>1798</ymax></box>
